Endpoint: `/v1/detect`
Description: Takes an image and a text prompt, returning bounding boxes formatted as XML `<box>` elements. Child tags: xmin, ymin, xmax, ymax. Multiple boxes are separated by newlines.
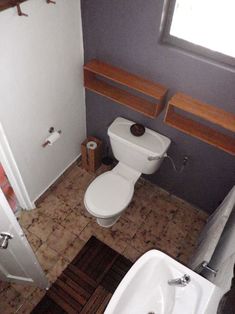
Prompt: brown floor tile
<box><xmin>16</xmin><ymin>301</ymin><xmax>35</xmax><ymax>314</ymax></box>
<box><xmin>79</xmin><ymin>220</ymin><xmax>106</xmax><ymax>243</ymax></box>
<box><xmin>124</xmin><ymin>198</ymin><xmax>152</xmax><ymax>225</ymax></box>
<box><xmin>0</xmin><ymin>281</ymin><xmax>10</xmax><ymax>293</ymax></box>
<box><xmin>79</xmin><ymin>220</ymin><xmax>128</xmax><ymax>254</ymax></box>
<box><xmin>0</xmin><ymin>303</ymin><xmax>17</xmax><ymax>314</ymax></box>
<box><xmin>51</xmin><ymin>175</ymin><xmax>72</xmax><ymax>197</ymax></box>
<box><xmin>0</xmin><ymin>286</ymin><xmax>25</xmax><ymax>314</ymax></box>
<box><xmin>18</xmin><ymin>209</ymin><xmax>41</xmax><ymax>229</ymax></box>
<box><xmin>149</xmin><ymin>194</ymin><xmax>179</xmax><ymax>217</ymax></box>
<box><xmin>177</xmin><ymin>241</ymin><xmax>197</xmax><ymax>265</ymax></box>
<box><xmin>111</xmin><ymin>217</ymin><xmax>138</xmax><ymax>239</ymax></box>
<box><xmin>72</xmin><ymin>200</ymin><xmax>94</xmax><ymax>221</ymax></box>
<box><xmin>123</xmin><ymin>245</ymin><xmax>142</xmax><ymax>262</ymax></box>
<box><xmin>28</xmin><ymin>215</ymin><xmax>57</xmax><ymax>242</ymax></box>
<box><xmin>63</xmin><ymin>237</ymin><xmax>85</xmax><ymax>263</ymax></box>
<box><xmin>66</xmin><ymin>166</ymin><xmax>94</xmax><ymax>191</ymax></box>
<box><xmin>35</xmin><ymin>244</ymin><xmax>59</xmax><ymax>273</ymax></box>
<box><xmin>53</xmin><ymin>167</ymin><xmax>92</xmax><ymax>208</ymax></box>
<box><xmin>156</xmin><ymin>235</ymin><xmax>182</xmax><ymax>259</ymax></box>
<box><xmin>129</xmin><ymin>228</ymin><xmax>161</xmax><ymax>253</ymax></box>
<box><xmin>11</xmin><ymin>283</ymin><xmax>35</xmax><ymax>299</ymax></box>
<box><xmin>140</xmin><ymin>210</ymin><xmax>168</xmax><ymax>238</ymax></box>
<box><xmin>163</xmin><ymin>219</ymin><xmax>188</xmax><ymax>250</ymax></box>
<box><xmin>46</xmin><ymin>224</ymin><xmax>77</xmax><ymax>255</ymax></box>
<box><xmin>102</xmin><ymin>231</ymin><xmax>128</xmax><ymax>254</ymax></box>
<box><xmin>60</xmin><ymin>210</ymin><xmax>90</xmax><ymax>236</ymax></box>
<box><xmin>23</xmin><ymin>230</ymin><xmax>42</xmax><ymax>252</ymax></box>
<box><xmin>47</xmin><ymin>257</ymin><xmax>69</xmax><ymax>284</ymax></box>
<box><xmin>37</xmin><ymin>194</ymin><xmax>71</xmax><ymax>224</ymax></box>
<box><xmin>172</xmin><ymin>207</ymin><xmax>195</xmax><ymax>232</ymax></box>
<box><xmin>55</xmin><ymin>182</ymin><xmax>85</xmax><ymax>209</ymax></box>
<box><xmin>27</xmin><ymin>288</ymin><xmax>46</xmax><ymax>306</ymax></box>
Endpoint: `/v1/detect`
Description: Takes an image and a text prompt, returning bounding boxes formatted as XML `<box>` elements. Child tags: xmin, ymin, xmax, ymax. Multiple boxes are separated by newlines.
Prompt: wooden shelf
<box><xmin>164</xmin><ymin>93</ymin><xmax>235</xmax><ymax>155</ymax></box>
<box><xmin>0</xmin><ymin>1</ymin><xmax>26</xmax><ymax>12</ymax></box>
<box><xmin>84</xmin><ymin>60</ymin><xmax>168</xmax><ymax>118</ymax></box>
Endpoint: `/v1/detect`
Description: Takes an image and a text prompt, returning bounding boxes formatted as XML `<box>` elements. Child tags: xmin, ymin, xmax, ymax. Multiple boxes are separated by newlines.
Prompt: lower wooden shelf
<box><xmin>165</xmin><ymin>106</ymin><xmax>235</xmax><ymax>155</ymax></box>
<box><xmin>84</xmin><ymin>71</ymin><xmax>163</xmax><ymax>118</ymax></box>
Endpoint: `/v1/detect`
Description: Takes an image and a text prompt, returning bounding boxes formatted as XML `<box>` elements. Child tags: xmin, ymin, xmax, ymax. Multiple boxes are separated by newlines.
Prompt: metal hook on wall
<box><xmin>46</xmin><ymin>0</ymin><xmax>56</xmax><ymax>4</ymax></box>
<box><xmin>16</xmin><ymin>2</ymin><xmax>28</xmax><ymax>17</ymax></box>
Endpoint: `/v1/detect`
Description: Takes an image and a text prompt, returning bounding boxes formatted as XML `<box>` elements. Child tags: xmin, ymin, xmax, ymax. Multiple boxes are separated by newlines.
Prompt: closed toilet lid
<box><xmin>84</xmin><ymin>172</ymin><xmax>134</xmax><ymax>218</ymax></box>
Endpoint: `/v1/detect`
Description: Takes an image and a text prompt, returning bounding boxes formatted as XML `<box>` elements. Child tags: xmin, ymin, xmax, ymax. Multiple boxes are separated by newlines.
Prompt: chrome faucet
<box><xmin>168</xmin><ymin>274</ymin><xmax>191</xmax><ymax>287</ymax></box>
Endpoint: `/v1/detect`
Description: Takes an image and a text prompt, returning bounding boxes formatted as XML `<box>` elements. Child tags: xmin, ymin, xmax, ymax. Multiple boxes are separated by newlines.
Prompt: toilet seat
<box><xmin>84</xmin><ymin>171</ymin><xmax>134</xmax><ymax>218</ymax></box>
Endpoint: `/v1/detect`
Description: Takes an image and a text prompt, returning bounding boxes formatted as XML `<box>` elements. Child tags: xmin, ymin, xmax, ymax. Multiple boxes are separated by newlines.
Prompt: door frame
<box><xmin>0</xmin><ymin>122</ymin><xmax>35</xmax><ymax>210</ymax></box>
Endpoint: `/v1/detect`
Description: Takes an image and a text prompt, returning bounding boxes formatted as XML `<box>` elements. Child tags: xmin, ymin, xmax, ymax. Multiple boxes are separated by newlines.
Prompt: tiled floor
<box><xmin>0</xmin><ymin>163</ymin><xmax>208</xmax><ymax>313</ymax></box>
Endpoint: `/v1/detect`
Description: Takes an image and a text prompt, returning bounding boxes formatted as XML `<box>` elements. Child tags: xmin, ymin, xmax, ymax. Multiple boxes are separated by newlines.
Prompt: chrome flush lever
<box><xmin>148</xmin><ymin>153</ymin><xmax>167</xmax><ymax>161</ymax></box>
<box><xmin>0</xmin><ymin>232</ymin><xmax>13</xmax><ymax>249</ymax></box>
<box><xmin>148</xmin><ymin>156</ymin><xmax>163</xmax><ymax>161</ymax></box>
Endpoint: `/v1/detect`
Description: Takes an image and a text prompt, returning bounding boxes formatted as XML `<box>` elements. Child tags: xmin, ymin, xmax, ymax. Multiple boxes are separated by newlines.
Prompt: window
<box><xmin>161</xmin><ymin>0</ymin><xmax>235</xmax><ymax>67</ymax></box>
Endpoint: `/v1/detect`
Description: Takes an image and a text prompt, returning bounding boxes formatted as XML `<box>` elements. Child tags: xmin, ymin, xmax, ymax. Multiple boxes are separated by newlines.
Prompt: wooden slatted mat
<box><xmin>32</xmin><ymin>236</ymin><xmax>132</xmax><ymax>313</ymax></box>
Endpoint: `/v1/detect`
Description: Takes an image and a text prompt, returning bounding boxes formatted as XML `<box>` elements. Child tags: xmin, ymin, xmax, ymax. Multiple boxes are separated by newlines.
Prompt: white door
<box><xmin>0</xmin><ymin>188</ymin><xmax>49</xmax><ymax>289</ymax></box>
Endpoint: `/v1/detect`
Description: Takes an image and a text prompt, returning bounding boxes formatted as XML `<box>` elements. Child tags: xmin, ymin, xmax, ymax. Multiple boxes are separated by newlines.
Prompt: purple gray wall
<box><xmin>81</xmin><ymin>0</ymin><xmax>235</xmax><ymax>213</ymax></box>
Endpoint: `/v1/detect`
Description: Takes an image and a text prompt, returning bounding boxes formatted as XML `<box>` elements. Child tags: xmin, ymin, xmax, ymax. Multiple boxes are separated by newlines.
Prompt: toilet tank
<box><xmin>108</xmin><ymin>117</ymin><xmax>171</xmax><ymax>175</ymax></box>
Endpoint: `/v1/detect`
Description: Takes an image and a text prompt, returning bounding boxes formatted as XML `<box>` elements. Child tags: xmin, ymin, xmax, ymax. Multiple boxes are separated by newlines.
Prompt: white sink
<box><xmin>105</xmin><ymin>250</ymin><xmax>221</xmax><ymax>314</ymax></box>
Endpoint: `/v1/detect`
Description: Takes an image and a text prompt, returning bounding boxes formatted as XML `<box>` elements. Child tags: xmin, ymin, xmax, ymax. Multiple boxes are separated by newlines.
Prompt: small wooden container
<box><xmin>81</xmin><ymin>136</ymin><xmax>102</xmax><ymax>172</ymax></box>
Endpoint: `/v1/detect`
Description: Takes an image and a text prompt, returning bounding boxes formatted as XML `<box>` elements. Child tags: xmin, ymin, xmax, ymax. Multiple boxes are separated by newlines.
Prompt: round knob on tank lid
<box><xmin>130</xmin><ymin>123</ymin><xmax>145</xmax><ymax>137</ymax></box>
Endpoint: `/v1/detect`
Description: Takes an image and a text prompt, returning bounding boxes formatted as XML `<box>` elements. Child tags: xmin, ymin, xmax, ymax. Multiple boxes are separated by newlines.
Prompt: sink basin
<box><xmin>105</xmin><ymin>250</ymin><xmax>221</xmax><ymax>314</ymax></box>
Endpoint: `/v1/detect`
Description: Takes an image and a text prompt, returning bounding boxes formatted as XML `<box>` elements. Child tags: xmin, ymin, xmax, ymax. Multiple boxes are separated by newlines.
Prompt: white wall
<box><xmin>0</xmin><ymin>0</ymin><xmax>86</xmax><ymax>203</ymax></box>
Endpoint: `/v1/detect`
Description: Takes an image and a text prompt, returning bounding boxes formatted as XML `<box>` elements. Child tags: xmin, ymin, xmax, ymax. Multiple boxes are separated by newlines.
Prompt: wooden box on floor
<box><xmin>81</xmin><ymin>137</ymin><xmax>102</xmax><ymax>172</ymax></box>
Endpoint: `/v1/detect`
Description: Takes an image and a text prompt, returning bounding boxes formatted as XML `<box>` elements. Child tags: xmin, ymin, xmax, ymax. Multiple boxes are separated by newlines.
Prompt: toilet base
<box><xmin>96</xmin><ymin>214</ymin><xmax>121</xmax><ymax>228</ymax></box>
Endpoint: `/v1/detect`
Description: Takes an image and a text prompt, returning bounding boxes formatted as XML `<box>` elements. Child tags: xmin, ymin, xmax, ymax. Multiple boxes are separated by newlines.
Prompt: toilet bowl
<box><xmin>84</xmin><ymin>117</ymin><xmax>171</xmax><ymax>227</ymax></box>
<box><xmin>84</xmin><ymin>162</ymin><xmax>141</xmax><ymax>227</ymax></box>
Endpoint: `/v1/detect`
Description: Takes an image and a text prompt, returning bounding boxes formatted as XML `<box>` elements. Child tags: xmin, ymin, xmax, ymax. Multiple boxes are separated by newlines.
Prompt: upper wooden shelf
<box><xmin>164</xmin><ymin>92</ymin><xmax>235</xmax><ymax>155</ymax></box>
<box><xmin>84</xmin><ymin>60</ymin><xmax>168</xmax><ymax>118</ymax></box>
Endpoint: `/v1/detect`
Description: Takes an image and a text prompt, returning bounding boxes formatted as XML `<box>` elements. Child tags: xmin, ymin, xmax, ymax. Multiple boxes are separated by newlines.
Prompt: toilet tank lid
<box><xmin>108</xmin><ymin>117</ymin><xmax>171</xmax><ymax>157</ymax></box>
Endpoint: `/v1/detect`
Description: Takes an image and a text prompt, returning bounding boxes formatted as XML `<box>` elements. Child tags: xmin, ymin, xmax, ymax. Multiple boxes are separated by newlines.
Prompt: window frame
<box><xmin>161</xmin><ymin>0</ymin><xmax>235</xmax><ymax>68</ymax></box>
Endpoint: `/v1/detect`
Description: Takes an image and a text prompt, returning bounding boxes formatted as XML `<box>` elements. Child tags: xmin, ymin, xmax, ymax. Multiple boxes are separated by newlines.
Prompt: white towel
<box><xmin>189</xmin><ymin>186</ymin><xmax>235</xmax><ymax>273</ymax></box>
<box><xmin>208</xmin><ymin>205</ymin><xmax>235</xmax><ymax>292</ymax></box>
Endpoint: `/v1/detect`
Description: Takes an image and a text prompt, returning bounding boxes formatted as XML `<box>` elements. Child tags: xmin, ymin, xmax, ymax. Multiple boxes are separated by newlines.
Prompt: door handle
<box><xmin>0</xmin><ymin>232</ymin><xmax>13</xmax><ymax>249</ymax></box>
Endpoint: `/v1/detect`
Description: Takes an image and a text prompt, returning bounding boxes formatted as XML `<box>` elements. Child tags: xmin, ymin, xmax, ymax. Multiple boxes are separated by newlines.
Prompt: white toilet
<box><xmin>84</xmin><ymin>117</ymin><xmax>171</xmax><ymax>227</ymax></box>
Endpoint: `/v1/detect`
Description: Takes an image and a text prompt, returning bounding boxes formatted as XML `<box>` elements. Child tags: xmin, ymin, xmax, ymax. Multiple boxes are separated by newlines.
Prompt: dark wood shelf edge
<box><xmin>165</xmin><ymin>108</ymin><xmax>235</xmax><ymax>155</ymax></box>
